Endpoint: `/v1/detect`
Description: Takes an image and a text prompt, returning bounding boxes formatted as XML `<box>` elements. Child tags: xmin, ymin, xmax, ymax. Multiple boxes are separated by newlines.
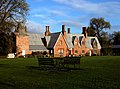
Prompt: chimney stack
<box><xmin>45</xmin><ymin>26</ymin><xmax>50</xmax><ymax>36</ymax></box>
<box><xmin>67</xmin><ymin>28</ymin><xmax>70</xmax><ymax>34</ymax></box>
<box><xmin>82</xmin><ymin>27</ymin><xmax>88</xmax><ymax>38</ymax></box>
<box><xmin>62</xmin><ymin>25</ymin><xmax>65</xmax><ymax>32</ymax></box>
<box><xmin>62</xmin><ymin>25</ymin><xmax>66</xmax><ymax>38</ymax></box>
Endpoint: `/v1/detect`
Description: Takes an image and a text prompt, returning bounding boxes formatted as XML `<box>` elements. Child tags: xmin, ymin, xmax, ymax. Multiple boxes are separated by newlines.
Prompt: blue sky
<box><xmin>26</xmin><ymin>0</ymin><xmax>120</xmax><ymax>34</ymax></box>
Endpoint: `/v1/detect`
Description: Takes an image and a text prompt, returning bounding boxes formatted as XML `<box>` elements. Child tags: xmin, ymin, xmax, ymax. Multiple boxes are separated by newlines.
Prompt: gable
<box><xmin>86</xmin><ymin>37</ymin><xmax>101</xmax><ymax>49</ymax></box>
<box><xmin>47</xmin><ymin>32</ymin><xmax>61</xmax><ymax>49</ymax></box>
<box><xmin>54</xmin><ymin>32</ymin><xmax>68</xmax><ymax>49</ymax></box>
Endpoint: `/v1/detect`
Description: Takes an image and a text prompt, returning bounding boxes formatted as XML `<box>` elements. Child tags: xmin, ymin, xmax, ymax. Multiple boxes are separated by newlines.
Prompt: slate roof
<box><xmin>44</xmin><ymin>36</ymin><xmax>51</xmax><ymax>46</ymax></box>
<box><xmin>66</xmin><ymin>33</ymin><xmax>85</xmax><ymax>48</ymax></box>
<box><xmin>27</xmin><ymin>33</ymin><xmax>48</xmax><ymax>51</ymax></box>
<box><xmin>86</xmin><ymin>37</ymin><xmax>101</xmax><ymax>49</ymax></box>
<box><xmin>47</xmin><ymin>32</ymin><xmax>61</xmax><ymax>49</ymax></box>
<box><xmin>72</xmin><ymin>36</ymin><xmax>77</xmax><ymax>45</ymax></box>
<box><xmin>79</xmin><ymin>36</ymin><xmax>83</xmax><ymax>44</ymax></box>
<box><xmin>27</xmin><ymin>33</ymin><xmax>44</xmax><ymax>45</ymax></box>
<box><xmin>29</xmin><ymin>45</ymin><xmax>48</xmax><ymax>51</ymax></box>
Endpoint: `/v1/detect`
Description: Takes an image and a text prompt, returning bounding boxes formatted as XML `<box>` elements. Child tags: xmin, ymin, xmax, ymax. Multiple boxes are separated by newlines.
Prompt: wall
<box><xmin>16</xmin><ymin>35</ymin><xmax>30</xmax><ymax>57</ymax></box>
<box><xmin>54</xmin><ymin>34</ymin><xmax>68</xmax><ymax>57</ymax></box>
<box><xmin>73</xmin><ymin>37</ymin><xmax>80</xmax><ymax>56</ymax></box>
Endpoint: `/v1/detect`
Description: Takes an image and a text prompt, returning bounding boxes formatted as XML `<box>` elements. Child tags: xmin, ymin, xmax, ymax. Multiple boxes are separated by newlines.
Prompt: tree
<box><xmin>112</xmin><ymin>31</ymin><xmax>120</xmax><ymax>45</ymax></box>
<box><xmin>88</xmin><ymin>17</ymin><xmax>111</xmax><ymax>46</ymax></box>
<box><xmin>87</xmin><ymin>27</ymin><xmax>96</xmax><ymax>36</ymax></box>
<box><xmin>0</xmin><ymin>0</ymin><xmax>29</xmax><ymax>55</ymax></box>
<box><xmin>100</xmin><ymin>32</ymin><xmax>113</xmax><ymax>55</ymax></box>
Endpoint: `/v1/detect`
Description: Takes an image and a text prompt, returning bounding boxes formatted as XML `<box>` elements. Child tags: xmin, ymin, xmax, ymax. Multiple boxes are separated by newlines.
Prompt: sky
<box><xmin>26</xmin><ymin>0</ymin><xmax>120</xmax><ymax>34</ymax></box>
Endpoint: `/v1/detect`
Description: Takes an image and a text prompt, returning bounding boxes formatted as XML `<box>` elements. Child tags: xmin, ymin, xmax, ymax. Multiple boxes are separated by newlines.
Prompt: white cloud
<box><xmin>31</xmin><ymin>7</ymin><xmax>67</xmax><ymax>18</ymax></box>
<box><xmin>60</xmin><ymin>20</ymin><xmax>85</xmax><ymax>29</ymax></box>
<box><xmin>26</xmin><ymin>21</ymin><xmax>44</xmax><ymax>33</ymax></box>
<box><xmin>49</xmin><ymin>10</ymin><xmax>66</xmax><ymax>17</ymax></box>
<box><xmin>32</xmin><ymin>14</ymin><xmax>45</xmax><ymax>18</ymax></box>
<box><xmin>53</xmin><ymin>0</ymin><xmax>120</xmax><ymax>18</ymax></box>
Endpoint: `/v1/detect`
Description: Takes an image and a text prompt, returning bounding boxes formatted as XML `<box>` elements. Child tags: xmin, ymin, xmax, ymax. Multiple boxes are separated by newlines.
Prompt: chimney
<box><xmin>45</xmin><ymin>26</ymin><xmax>50</xmax><ymax>36</ymax></box>
<box><xmin>62</xmin><ymin>25</ymin><xmax>66</xmax><ymax>38</ymax></box>
<box><xmin>82</xmin><ymin>27</ymin><xmax>88</xmax><ymax>38</ymax></box>
<box><xmin>68</xmin><ymin>28</ymin><xmax>70</xmax><ymax>34</ymax></box>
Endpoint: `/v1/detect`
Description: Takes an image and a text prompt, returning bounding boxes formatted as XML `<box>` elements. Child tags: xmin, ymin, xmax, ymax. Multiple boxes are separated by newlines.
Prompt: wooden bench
<box><xmin>63</xmin><ymin>57</ymin><xmax>81</xmax><ymax>69</ymax></box>
<box><xmin>37</xmin><ymin>57</ymin><xmax>81</xmax><ymax>69</ymax></box>
<box><xmin>38</xmin><ymin>58</ymin><xmax>55</xmax><ymax>67</ymax></box>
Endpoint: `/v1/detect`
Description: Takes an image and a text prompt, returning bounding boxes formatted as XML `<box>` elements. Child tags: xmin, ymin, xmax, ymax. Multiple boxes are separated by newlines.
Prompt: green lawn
<box><xmin>0</xmin><ymin>56</ymin><xmax>120</xmax><ymax>89</ymax></box>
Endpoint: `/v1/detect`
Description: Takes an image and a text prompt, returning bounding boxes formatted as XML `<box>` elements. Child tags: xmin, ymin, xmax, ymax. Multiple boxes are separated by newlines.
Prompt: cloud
<box><xmin>60</xmin><ymin>20</ymin><xmax>85</xmax><ymax>29</ymax></box>
<box><xmin>48</xmin><ymin>10</ymin><xmax>67</xmax><ymax>17</ymax></box>
<box><xmin>53</xmin><ymin>0</ymin><xmax>120</xmax><ymax>18</ymax></box>
<box><xmin>31</xmin><ymin>7</ymin><xmax>67</xmax><ymax>18</ymax></box>
<box><xmin>26</xmin><ymin>21</ymin><xmax>44</xmax><ymax>33</ymax></box>
<box><xmin>32</xmin><ymin>14</ymin><xmax>45</xmax><ymax>18</ymax></box>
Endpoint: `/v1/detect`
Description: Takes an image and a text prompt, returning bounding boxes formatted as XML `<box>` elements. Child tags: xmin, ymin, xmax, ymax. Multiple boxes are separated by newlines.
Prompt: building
<box><xmin>14</xmin><ymin>25</ymin><xmax>101</xmax><ymax>57</ymax></box>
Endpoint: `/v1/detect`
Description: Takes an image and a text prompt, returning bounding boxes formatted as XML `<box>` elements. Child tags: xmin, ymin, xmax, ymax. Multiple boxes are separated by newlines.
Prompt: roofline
<box><xmin>53</xmin><ymin>32</ymin><xmax>69</xmax><ymax>49</ymax></box>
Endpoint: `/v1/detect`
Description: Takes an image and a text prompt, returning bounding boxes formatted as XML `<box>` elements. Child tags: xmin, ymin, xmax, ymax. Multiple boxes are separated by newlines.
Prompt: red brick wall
<box><xmin>70</xmin><ymin>37</ymin><xmax>87</xmax><ymax>56</ymax></box>
<box><xmin>16</xmin><ymin>35</ymin><xmax>30</xmax><ymax>57</ymax></box>
<box><xmin>80</xmin><ymin>38</ymin><xmax>87</xmax><ymax>56</ymax></box>
<box><xmin>54</xmin><ymin>34</ymin><xmax>68</xmax><ymax>57</ymax></box>
<box><xmin>73</xmin><ymin>37</ymin><xmax>80</xmax><ymax>56</ymax></box>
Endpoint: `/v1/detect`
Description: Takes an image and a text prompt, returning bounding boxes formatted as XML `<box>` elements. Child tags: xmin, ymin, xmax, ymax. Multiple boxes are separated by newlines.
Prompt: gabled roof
<box><xmin>29</xmin><ymin>45</ymin><xmax>48</xmax><ymax>51</ymax></box>
<box><xmin>72</xmin><ymin>36</ymin><xmax>77</xmax><ymax>45</ymax></box>
<box><xmin>27</xmin><ymin>33</ymin><xmax>48</xmax><ymax>51</ymax></box>
<box><xmin>66</xmin><ymin>33</ymin><xmax>85</xmax><ymax>48</ymax></box>
<box><xmin>27</xmin><ymin>33</ymin><xmax>44</xmax><ymax>45</ymax></box>
<box><xmin>86</xmin><ymin>37</ymin><xmax>101</xmax><ymax>49</ymax></box>
<box><xmin>44</xmin><ymin>36</ymin><xmax>51</xmax><ymax>46</ymax></box>
<box><xmin>47</xmin><ymin>32</ymin><xmax>61</xmax><ymax>49</ymax></box>
<box><xmin>79</xmin><ymin>36</ymin><xmax>83</xmax><ymax>44</ymax></box>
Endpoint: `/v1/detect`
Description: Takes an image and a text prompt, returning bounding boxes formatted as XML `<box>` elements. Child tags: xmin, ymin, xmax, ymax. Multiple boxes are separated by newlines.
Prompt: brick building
<box><xmin>14</xmin><ymin>25</ymin><xmax>101</xmax><ymax>57</ymax></box>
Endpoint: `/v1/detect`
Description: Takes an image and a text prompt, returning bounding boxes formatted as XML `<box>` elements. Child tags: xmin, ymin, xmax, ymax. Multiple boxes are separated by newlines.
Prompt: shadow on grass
<box><xmin>0</xmin><ymin>64</ymin><xmax>7</xmax><ymax>67</ymax></box>
<box><xmin>0</xmin><ymin>81</ymin><xmax>14</xmax><ymax>88</ymax></box>
<box><xmin>26</xmin><ymin>66</ymin><xmax>83</xmax><ymax>72</ymax></box>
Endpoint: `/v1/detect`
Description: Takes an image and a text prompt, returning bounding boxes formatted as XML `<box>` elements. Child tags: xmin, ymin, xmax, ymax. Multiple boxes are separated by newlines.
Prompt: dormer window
<box><xmin>92</xmin><ymin>40</ymin><xmax>97</xmax><ymax>48</ymax></box>
<box><xmin>82</xmin><ymin>41</ymin><xmax>85</xmax><ymax>45</ymax></box>
<box><xmin>74</xmin><ymin>41</ymin><xmax>78</xmax><ymax>45</ymax></box>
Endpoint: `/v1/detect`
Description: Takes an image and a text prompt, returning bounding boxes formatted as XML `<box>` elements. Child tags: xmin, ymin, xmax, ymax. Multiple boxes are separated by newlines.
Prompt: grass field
<box><xmin>0</xmin><ymin>56</ymin><xmax>120</xmax><ymax>89</ymax></box>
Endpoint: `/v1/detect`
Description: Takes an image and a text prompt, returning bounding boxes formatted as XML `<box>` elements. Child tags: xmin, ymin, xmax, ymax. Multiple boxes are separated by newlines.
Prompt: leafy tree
<box><xmin>100</xmin><ymin>32</ymin><xmax>113</xmax><ymax>55</ymax></box>
<box><xmin>87</xmin><ymin>27</ymin><xmax>96</xmax><ymax>36</ymax></box>
<box><xmin>0</xmin><ymin>0</ymin><xmax>29</xmax><ymax>55</ymax></box>
<box><xmin>88</xmin><ymin>17</ymin><xmax>111</xmax><ymax>46</ymax></box>
<box><xmin>112</xmin><ymin>31</ymin><xmax>120</xmax><ymax>45</ymax></box>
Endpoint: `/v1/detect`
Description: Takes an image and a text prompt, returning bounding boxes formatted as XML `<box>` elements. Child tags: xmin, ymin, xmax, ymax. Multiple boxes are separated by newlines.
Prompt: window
<box><xmin>82</xmin><ymin>41</ymin><xmax>85</xmax><ymax>45</ymax></box>
<box><xmin>82</xmin><ymin>50</ymin><xmax>85</xmax><ymax>54</ymax></box>
<box><xmin>74</xmin><ymin>41</ymin><xmax>78</xmax><ymax>45</ymax></box>
<box><xmin>93</xmin><ymin>41</ymin><xmax>97</xmax><ymax>48</ymax></box>
<box><xmin>93</xmin><ymin>50</ymin><xmax>97</xmax><ymax>54</ymax></box>
<box><xmin>60</xmin><ymin>40</ymin><xmax>62</xmax><ymax>45</ymax></box>
<box><xmin>58</xmin><ymin>49</ymin><xmax>64</xmax><ymax>54</ymax></box>
<box><xmin>75</xmin><ymin>50</ymin><xmax>78</xmax><ymax>54</ymax></box>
